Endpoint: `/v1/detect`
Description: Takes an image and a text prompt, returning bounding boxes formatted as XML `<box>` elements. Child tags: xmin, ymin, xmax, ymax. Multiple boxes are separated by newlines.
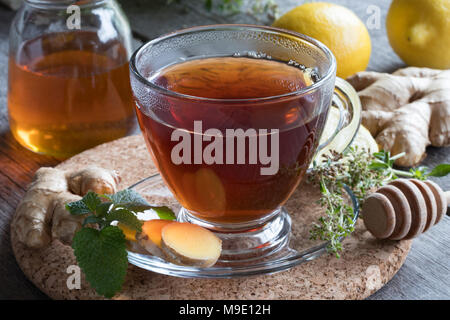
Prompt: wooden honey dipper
<box><xmin>362</xmin><ymin>179</ymin><xmax>449</xmax><ymax>240</ymax></box>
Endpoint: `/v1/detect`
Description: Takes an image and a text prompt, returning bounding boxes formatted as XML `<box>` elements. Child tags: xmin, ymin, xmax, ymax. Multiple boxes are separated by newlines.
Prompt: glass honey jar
<box><xmin>8</xmin><ymin>0</ymin><xmax>136</xmax><ymax>158</ymax></box>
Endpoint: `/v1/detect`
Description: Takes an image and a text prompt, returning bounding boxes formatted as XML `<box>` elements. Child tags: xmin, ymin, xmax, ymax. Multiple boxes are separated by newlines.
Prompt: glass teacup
<box><xmin>130</xmin><ymin>25</ymin><xmax>360</xmax><ymax>261</ymax></box>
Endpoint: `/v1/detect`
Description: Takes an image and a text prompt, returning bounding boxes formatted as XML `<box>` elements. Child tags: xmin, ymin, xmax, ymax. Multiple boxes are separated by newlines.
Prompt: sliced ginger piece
<box><xmin>161</xmin><ymin>222</ymin><xmax>222</xmax><ymax>268</ymax></box>
<box><xmin>141</xmin><ymin>219</ymin><xmax>174</xmax><ymax>247</ymax></box>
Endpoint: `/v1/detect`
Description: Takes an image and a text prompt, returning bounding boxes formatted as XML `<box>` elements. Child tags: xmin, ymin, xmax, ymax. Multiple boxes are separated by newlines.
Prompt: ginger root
<box><xmin>50</xmin><ymin>193</ymin><xmax>83</xmax><ymax>245</ymax></box>
<box><xmin>13</xmin><ymin>166</ymin><xmax>120</xmax><ymax>248</ymax></box>
<box><xmin>68</xmin><ymin>166</ymin><xmax>119</xmax><ymax>195</ymax></box>
<box><xmin>347</xmin><ymin>67</ymin><xmax>450</xmax><ymax>166</ymax></box>
<box><xmin>13</xmin><ymin>168</ymin><xmax>68</xmax><ymax>248</ymax></box>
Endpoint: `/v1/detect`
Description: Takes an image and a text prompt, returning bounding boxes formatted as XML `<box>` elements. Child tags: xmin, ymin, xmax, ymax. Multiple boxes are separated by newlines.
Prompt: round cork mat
<box><xmin>11</xmin><ymin>135</ymin><xmax>411</xmax><ymax>300</ymax></box>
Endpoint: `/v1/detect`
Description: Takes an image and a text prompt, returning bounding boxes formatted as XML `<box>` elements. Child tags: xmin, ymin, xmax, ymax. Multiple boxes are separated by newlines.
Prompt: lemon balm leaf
<box><xmin>109</xmin><ymin>189</ymin><xmax>153</xmax><ymax>212</ymax></box>
<box><xmin>72</xmin><ymin>226</ymin><xmax>128</xmax><ymax>299</ymax></box>
<box><xmin>66</xmin><ymin>200</ymin><xmax>91</xmax><ymax>215</ymax></box>
<box><xmin>66</xmin><ymin>188</ymin><xmax>177</xmax><ymax>298</ymax></box>
<box><xmin>66</xmin><ymin>192</ymin><xmax>102</xmax><ymax>216</ymax></box>
<box><xmin>82</xmin><ymin>191</ymin><xmax>102</xmax><ymax>212</ymax></box>
<box><xmin>106</xmin><ymin>208</ymin><xmax>143</xmax><ymax>232</ymax></box>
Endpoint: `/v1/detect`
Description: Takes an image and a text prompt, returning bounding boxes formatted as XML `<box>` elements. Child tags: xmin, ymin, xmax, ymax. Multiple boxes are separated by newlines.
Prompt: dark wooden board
<box><xmin>0</xmin><ymin>0</ymin><xmax>448</xmax><ymax>299</ymax></box>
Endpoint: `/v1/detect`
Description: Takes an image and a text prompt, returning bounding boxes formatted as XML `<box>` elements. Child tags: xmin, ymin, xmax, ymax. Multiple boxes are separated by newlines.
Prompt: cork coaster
<box><xmin>11</xmin><ymin>135</ymin><xmax>412</xmax><ymax>300</ymax></box>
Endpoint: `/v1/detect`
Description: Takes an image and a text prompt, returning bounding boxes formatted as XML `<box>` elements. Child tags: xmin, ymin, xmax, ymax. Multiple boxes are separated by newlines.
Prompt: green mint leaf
<box><xmin>109</xmin><ymin>189</ymin><xmax>153</xmax><ymax>212</ymax></box>
<box><xmin>428</xmin><ymin>164</ymin><xmax>450</xmax><ymax>178</ymax></box>
<box><xmin>96</xmin><ymin>202</ymin><xmax>113</xmax><ymax>218</ymax></box>
<box><xmin>72</xmin><ymin>226</ymin><xmax>128</xmax><ymax>299</ymax></box>
<box><xmin>99</xmin><ymin>194</ymin><xmax>113</xmax><ymax>201</ymax></box>
<box><xmin>151</xmin><ymin>206</ymin><xmax>176</xmax><ymax>220</ymax></box>
<box><xmin>66</xmin><ymin>200</ymin><xmax>90</xmax><ymax>216</ymax></box>
<box><xmin>82</xmin><ymin>191</ymin><xmax>102</xmax><ymax>212</ymax></box>
<box><xmin>106</xmin><ymin>209</ymin><xmax>143</xmax><ymax>232</ymax></box>
<box><xmin>109</xmin><ymin>189</ymin><xmax>145</xmax><ymax>204</ymax></box>
<box><xmin>82</xmin><ymin>215</ymin><xmax>103</xmax><ymax>227</ymax></box>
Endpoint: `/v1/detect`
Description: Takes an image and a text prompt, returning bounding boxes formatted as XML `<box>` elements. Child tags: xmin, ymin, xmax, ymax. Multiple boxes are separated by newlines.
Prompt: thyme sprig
<box><xmin>309</xmin><ymin>147</ymin><xmax>450</xmax><ymax>257</ymax></box>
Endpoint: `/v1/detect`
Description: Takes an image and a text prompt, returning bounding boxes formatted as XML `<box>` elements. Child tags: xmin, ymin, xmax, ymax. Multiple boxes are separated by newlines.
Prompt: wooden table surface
<box><xmin>0</xmin><ymin>0</ymin><xmax>448</xmax><ymax>300</ymax></box>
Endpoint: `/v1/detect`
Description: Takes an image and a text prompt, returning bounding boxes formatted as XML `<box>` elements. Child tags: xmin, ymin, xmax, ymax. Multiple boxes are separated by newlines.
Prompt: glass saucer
<box><xmin>126</xmin><ymin>173</ymin><xmax>359</xmax><ymax>278</ymax></box>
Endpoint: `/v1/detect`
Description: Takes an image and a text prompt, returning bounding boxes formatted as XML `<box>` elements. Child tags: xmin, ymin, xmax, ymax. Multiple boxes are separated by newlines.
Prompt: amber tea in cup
<box><xmin>130</xmin><ymin>25</ymin><xmax>360</xmax><ymax>260</ymax></box>
<box><xmin>136</xmin><ymin>56</ymin><xmax>327</xmax><ymax>223</ymax></box>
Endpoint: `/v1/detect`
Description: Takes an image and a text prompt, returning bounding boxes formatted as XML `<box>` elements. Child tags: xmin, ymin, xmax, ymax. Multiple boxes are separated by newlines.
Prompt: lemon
<box><xmin>352</xmin><ymin>125</ymin><xmax>379</xmax><ymax>154</ymax></box>
<box><xmin>386</xmin><ymin>0</ymin><xmax>450</xmax><ymax>69</ymax></box>
<box><xmin>273</xmin><ymin>2</ymin><xmax>371</xmax><ymax>78</ymax></box>
<box><xmin>312</xmin><ymin>106</ymin><xmax>378</xmax><ymax>165</ymax></box>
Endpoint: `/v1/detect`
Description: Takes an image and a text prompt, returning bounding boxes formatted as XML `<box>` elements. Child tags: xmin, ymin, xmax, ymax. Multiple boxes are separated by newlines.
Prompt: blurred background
<box><xmin>1</xmin><ymin>0</ymin><xmax>408</xmax><ymax>158</ymax></box>
<box><xmin>0</xmin><ymin>0</ymin><xmax>404</xmax><ymax>71</ymax></box>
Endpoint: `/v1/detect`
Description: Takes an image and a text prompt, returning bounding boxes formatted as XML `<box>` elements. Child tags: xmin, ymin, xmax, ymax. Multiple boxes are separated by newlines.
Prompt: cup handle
<box><xmin>315</xmin><ymin>77</ymin><xmax>362</xmax><ymax>157</ymax></box>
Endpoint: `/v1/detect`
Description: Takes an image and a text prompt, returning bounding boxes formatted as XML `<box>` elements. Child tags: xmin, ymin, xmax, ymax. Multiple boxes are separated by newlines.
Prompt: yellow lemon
<box><xmin>386</xmin><ymin>0</ymin><xmax>450</xmax><ymax>69</ymax></box>
<box><xmin>273</xmin><ymin>2</ymin><xmax>371</xmax><ymax>78</ymax></box>
<box><xmin>352</xmin><ymin>125</ymin><xmax>379</xmax><ymax>154</ymax></box>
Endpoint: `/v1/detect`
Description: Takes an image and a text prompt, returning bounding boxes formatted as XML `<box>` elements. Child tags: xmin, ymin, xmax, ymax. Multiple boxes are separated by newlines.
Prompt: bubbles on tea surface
<box><xmin>287</xmin><ymin>59</ymin><xmax>306</xmax><ymax>70</ymax></box>
<box><xmin>288</xmin><ymin>60</ymin><xmax>320</xmax><ymax>83</ymax></box>
<box><xmin>232</xmin><ymin>52</ymin><xmax>320</xmax><ymax>83</ymax></box>
<box><xmin>309</xmin><ymin>68</ymin><xmax>320</xmax><ymax>83</ymax></box>
<box><xmin>232</xmin><ymin>51</ymin><xmax>272</xmax><ymax>60</ymax></box>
